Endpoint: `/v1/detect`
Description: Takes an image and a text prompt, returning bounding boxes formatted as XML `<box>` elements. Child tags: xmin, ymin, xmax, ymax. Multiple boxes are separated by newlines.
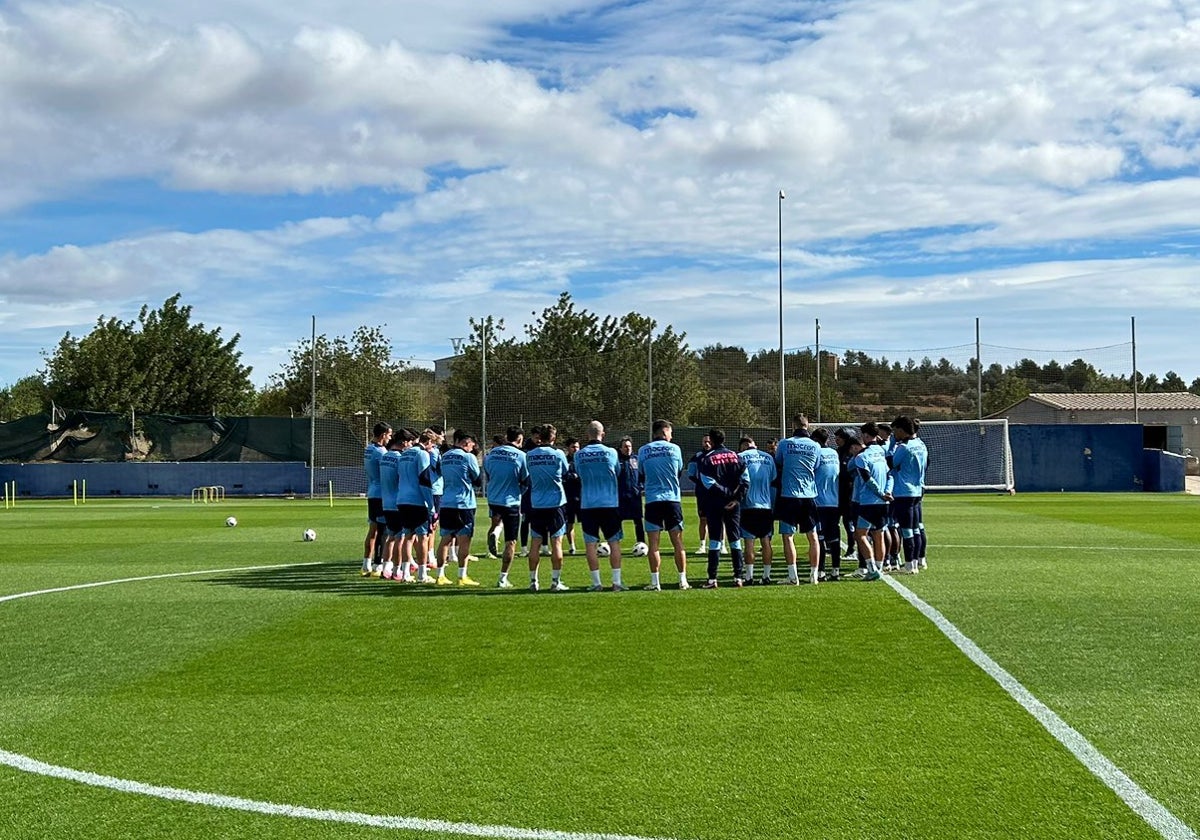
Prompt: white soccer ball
<box><xmin>596</xmin><ymin>542</ymin><xmax>611</xmax><ymax>556</ymax></box>
<box><xmin>632</xmin><ymin>541</ymin><xmax>649</xmax><ymax>557</ymax></box>
<box><xmin>303</xmin><ymin>528</ymin><xmax>317</xmax><ymax>542</ymax></box>
<box><xmin>225</xmin><ymin>516</ymin><xmax>237</xmax><ymax>527</ymax></box>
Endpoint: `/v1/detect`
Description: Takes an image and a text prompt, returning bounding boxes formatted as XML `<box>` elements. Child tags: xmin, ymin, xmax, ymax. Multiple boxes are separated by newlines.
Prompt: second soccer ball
<box><xmin>303</xmin><ymin>528</ymin><xmax>317</xmax><ymax>542</ymax></box>
<box><xmin>632</xmin><ymin>541</ymin><xmax>649</xmax><ymax>557</ymax></box>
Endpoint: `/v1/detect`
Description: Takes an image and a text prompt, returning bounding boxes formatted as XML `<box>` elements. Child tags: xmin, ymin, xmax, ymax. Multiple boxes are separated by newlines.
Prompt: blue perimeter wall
<box><xmin>1009</xmin><ymin>424</ymin><xmax>1183</xmax><ymax>492</ymax></box>
<box><xmin>0</xmin><ymin>461</ymin><xmax>310</xmax><ymax>498</ymax></box>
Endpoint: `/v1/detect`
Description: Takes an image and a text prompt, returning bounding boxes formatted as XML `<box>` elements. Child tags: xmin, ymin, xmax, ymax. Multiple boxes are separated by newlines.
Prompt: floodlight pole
<box><xmin>815</xmin><ymin>318</ymin><xmax>821</xmax><ymax>423</ymax></box>
<box><xmin>310</xmin><ymin>315</ymin><xmax>317</xmax><ymax>499</ymax></box>
<box><xmin>481</xmin><ymin>320</ymin><xmax>488</xmax><ymax>449</ymax></box>
<box><xmin>778</xmin><ymin>188</ymin><xmax>786</xmax><ymax>441</ymax></box>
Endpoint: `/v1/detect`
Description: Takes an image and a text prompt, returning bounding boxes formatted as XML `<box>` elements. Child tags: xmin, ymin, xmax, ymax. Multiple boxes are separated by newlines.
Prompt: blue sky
<box><xmin>2</xmin><ymin>0</ymin><xmax>1200</xmax><ymax>389</ymax></box>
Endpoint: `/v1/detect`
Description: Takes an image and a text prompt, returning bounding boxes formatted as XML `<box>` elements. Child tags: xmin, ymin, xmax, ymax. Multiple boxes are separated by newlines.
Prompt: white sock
<box><xmin>449</xmin><ymin>544</ymin><xmax>459</xmax><ymax>563</ymax></box>
<box><xmin>612</xmin><ymin>568</ymin><xmax>623</xmax><ymax>587</ymax></box>
<box><xmin>590</xmin><ymin>569</ymin><xmax>602</xmax><ymax>587</ymax></box>
<box><xmin>382</xmin><ymin>561</ymin><xmax>394</xmax><ymax>578</ymax></box>
<box><xmin>361</xmin><ymin>557</ymin><xmax>371</xmax><ymax>571</ymax></box>
<box><xmin>745</xmin><ymin>563</ymin><xmax>755</xmax><ymax>580</ymax></box>
<box><xmin>459</xmin><ymin>564</ymin><xmax>468</xmax><ymax>579</ymax></box>
<box><xmin>552</xmin><ymin>569</ymin><xmax>561</xmax><ymax>583</ymax></box>
<box><xmin>762</xmin><ymin>564</ymin><xmax>772</xmax><ymax>579</ymax></box>
<box><xmin>650</xmin><ymin>571</ymin><xmax>660</xmax><ymax>586</ymax></box>
<box><xmin>499</xmin><ymin>571</ymin><xmax>509</xmax><ymax>583</ymax></box>
<box><xmin>787</xmin><ymin>564</ymin><xmax>798</xmax><ymax>582</ymax></box>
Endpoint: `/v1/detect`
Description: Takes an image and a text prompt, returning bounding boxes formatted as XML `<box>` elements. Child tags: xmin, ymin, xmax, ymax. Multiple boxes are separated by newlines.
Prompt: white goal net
<box><xmin>920</xmin><ymin>418</ymin><xmax>1014</xmax><ymax>492</ymax></box>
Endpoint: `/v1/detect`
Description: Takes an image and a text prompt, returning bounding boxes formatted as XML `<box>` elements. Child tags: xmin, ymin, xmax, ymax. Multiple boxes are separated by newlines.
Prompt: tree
<box><xmin>983</xmin><ymin>373</ymin><xmax>1030</xmax><ymax>416</ymax></box>
<box><xmin>443</xmin><ymin>293</ymin><xmax>701</xmax><ymax>440</ymax></box>
<box><xmin>0</xmin><ymin>375</ymin><xmax>51</xmax><ymax>420</ymax></box>
<box><xmin>45</xmin><ymin>294</ymin><xmax>254</xmax><ymax>414</ymax></box>
<box><xmin>262</xmin><ymin>325</ymin><xmax>434</xmax><ymax>422</ymax></box>
<box><xmin>1162</xmin><ymin>371</ymin><xmax>1186</xmax><ymax>392</ymax></box>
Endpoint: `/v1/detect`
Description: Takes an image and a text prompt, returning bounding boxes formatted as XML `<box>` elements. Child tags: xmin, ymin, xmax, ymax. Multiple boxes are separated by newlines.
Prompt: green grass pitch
<box><xmin>1</xmin><ymin>493</ymin><xmax>1198</xmax><ymax>839</ymax></box>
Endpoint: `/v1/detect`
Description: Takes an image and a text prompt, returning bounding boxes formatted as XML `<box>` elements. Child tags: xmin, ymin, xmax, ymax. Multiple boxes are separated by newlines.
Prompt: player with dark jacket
<box><xmin>695</xmin><ymin>428</ymin><xmax>749</xmax><ymax>587</ymax></box>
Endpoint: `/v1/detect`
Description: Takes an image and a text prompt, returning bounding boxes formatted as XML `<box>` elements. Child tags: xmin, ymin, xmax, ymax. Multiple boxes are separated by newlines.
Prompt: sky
<box><xmin>3</xmin><ymin>0</ymin><xmax>1200</xmax><ymax>389</ymax></box>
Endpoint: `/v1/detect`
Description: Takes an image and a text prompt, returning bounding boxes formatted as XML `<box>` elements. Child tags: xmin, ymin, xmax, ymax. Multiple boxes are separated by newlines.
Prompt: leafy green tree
<box><xmin>45</xmin><ymin>294</ymin><xmax>254</xmax><ymax>414</ymax></box>
<box><xmin>1162</xmin><ymin>371</ymin><xmax>1186</xmax><ymax>392</ymax></box>
<box><xmin>983</xmin><ymin>373</ymin><xmax>1030</xmax><ymax>416</ymax></box>
<box><xmin>444</xmin><ymin>294</ymin><xmax>701</xmax><ymax>439</ymax></box>
<box><xmin>0</xmin><ymin>375</ymin><xmax>51</xmax><ymax>420</ymax></box>
<box><xmin>262</xmin><ymin>325</ymin><xmax>434</xmax><ymax>422</ymax></box>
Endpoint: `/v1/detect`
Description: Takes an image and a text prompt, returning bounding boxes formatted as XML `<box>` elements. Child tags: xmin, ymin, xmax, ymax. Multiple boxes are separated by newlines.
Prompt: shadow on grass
<box><xmin>200</xmin><ymin>560</ymin><xmax>715</xmax><ymax>598</ymax></box>
<box><xmin>200</xmin><ymin>560</ymin><xmax>602</xmax><ymax>598</ymax></box>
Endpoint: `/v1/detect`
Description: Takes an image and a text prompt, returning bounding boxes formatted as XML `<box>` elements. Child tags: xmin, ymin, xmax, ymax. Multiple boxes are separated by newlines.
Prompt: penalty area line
<box><xmin>0</xmin><ymin>565</ymin><xmax>680</xmax><ymax>840</ymax></box>
<box><xmin>883</xmin><ymin>575</ymin><xmax>1198</xmax><ymax>840</ymax></box>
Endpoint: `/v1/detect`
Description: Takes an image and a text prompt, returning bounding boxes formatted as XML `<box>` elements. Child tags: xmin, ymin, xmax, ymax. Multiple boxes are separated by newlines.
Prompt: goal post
<box><xmin>920</xmin><ymin>418</ymin><xmax>1015</xmax><ymax>492</ymax></box>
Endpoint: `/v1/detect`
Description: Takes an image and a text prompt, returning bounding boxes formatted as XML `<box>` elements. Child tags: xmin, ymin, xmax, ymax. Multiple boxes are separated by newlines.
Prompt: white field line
<box><xmin>883</xmin><ymin>575</ymin><xmax>1198</xmax><ymax>840</ymax></box>
<box><xmin>0</xmin><ymin>566</ymin><xmax>678</xmax><ymax>840</ymax></box>
<box><xmin>0</xmin><ymin>563</ymin><xmax>324</xmax><ymax>604</ymax></box>
<box><xmin>0</xmin><ymin>748</ymin><xmax>674</xmax><ymax>840</ymax></box>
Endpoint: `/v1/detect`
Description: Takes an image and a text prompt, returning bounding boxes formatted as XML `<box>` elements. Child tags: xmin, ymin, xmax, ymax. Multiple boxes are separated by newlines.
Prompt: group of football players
<box><xmin>359</xmin><ymin>413</ymin><xmax>928</xmax><ymax>591</ymax></box>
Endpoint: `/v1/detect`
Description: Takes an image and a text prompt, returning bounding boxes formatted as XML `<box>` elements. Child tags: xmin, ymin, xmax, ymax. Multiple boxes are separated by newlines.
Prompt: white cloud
<box><xmin>5</xmin><ymin>0</ymin><xmax>1200</xmax><ymax>387</ymax></box>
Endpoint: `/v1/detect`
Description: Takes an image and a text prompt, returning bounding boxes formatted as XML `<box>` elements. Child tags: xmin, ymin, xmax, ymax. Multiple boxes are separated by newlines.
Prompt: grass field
<box><xmin>1</xmin><ymin>493</ymin><xmax>1198</xmax><ymax>839</ymax></box>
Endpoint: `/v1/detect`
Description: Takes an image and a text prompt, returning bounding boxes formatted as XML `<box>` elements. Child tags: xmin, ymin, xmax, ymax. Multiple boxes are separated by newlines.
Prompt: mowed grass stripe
<box><xmin>901</xmin><ymin>493</ymin><xmax>1200</xmax><ymax>834</ymax></box>
<box><xmin>0</xmin><ymin>557</ymin><xmax>1160</xmax><ymax>839</ymax></box>
<box><xmin>885</xmin><ymin>574</ymin><xmax>1196</xmax><ymax>840</ymax></box>
<box><xmin>1</xmin><ymin>494</ymin><xmax>1195</xmax><ymax>838</ymax></box>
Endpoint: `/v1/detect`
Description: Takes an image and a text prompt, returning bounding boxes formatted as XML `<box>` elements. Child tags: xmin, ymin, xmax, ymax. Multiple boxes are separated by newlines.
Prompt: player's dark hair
<box><xmin>563</xmin><ymin>437</ymin><xmax>578</xmax><ymax>447</ymax></box>
<box><xmin>708</xmin><ymin>428</ymin><xmax>725</xmax><ymax>446</ymax></box>
<box><xmin>791</xmin><ymin>413</ymin><xmax>809</xmax><ymax>434</ymax></box>
<box><xmin>739</xmin><ymin>435</ymin><xmax>755</xmax><ymax>448</ymax></box>
<box><xmin>652</xmin><ymin>419</ymin><xmax>672</xmax><ymax>437</ymax></box>
<box><xmin>505</xmin><ymin>425</ymin><xmax>523</xmax><ymax>443</ymax></box>
<box><xmin>859</xmin><ymin>421</ymin><xmax>878</xmax><ymax>441</ymax></box>
<box><xmin>372</xmin><ymin>421</ymin><xmax>392</xmax><ymax>438</ymax></box>
<box><xmin>811</xmin><ymin>427</ymin><xmax>829</xmax><ymax>446</ymax></box>
<box><xmin>891</xmin><ymin>416</ymin><xmax>915</xmax><ymax>436</ymax></box>
<box><xmin>878</xmin><ymin>422</ymin><xmax>891</xmax><ymax>436</ymax></box>
<box><xmin>493</xmin><ymin>434</ymin><xmax>506</xmax><ymax>447</ymax></box>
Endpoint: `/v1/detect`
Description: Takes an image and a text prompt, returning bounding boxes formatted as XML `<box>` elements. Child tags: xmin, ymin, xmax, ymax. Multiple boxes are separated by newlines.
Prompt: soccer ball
<box><xmin>303</xmin><ymin>528</ymin><xmax>317</xmax><ymax>542</ymax></box>
<box><xmin>225</xmin><ymin>516</ymin><xmax>237</xmax><ymax>527</ymax></box>
<box><xmin>596</xmin><ymin>542</ymin><xmax>611</xmax><ymax>557</ymax></box>
<box><xmin>632</xmin><ymin>541</ymin><xmax>649</xmax><ymax>557</ymax></box>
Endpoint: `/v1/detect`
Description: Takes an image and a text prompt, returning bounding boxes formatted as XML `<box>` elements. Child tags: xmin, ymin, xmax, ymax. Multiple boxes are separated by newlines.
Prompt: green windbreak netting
<box><xmin>0</xmin><ymin>412</ymin><xmax>360</xmax><ymax>465</ymax></box>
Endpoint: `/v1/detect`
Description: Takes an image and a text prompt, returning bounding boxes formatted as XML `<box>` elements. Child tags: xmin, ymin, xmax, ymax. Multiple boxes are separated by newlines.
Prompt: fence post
<box><xmin>1131</xmin><ymin>315</ymin><xmax>1139</xmax><ymax>424</ymax></box>
<box><xmin>310</xmin><ymin>314</ymin><xmax>317</xmax><ymax>499</ymax></box>
<box><xmin>647</xmin><ymin>334</ymin><xmax>654</xmax><ymax>436</ymax></box>
<box><xmin>976</xmin><ymin>317</ymin><xmax>983</xmax><ymax>420</ymax></box>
